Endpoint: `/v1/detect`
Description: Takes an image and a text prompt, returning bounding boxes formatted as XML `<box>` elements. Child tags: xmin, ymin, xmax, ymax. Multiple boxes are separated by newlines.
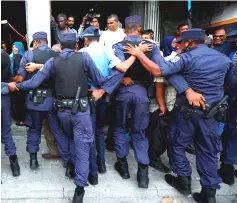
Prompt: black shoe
<box><xmin>9</xmin><ymin>155</ymin><xmax>20</xmax><ymax>177</ymax></box>
<box><xmin>149</xmin><ymin>157</ymin><xmax>171</xmax><ymax>173</ymax></box>
<box><xmin>193</xmin><ymin>188</ymin><xmax>216</xmax><ymax>203</ymax></box>
<box><xmin>186</xmin><ymin>143</ymin><xmax>196</xmax><ymax>155</ymax></box>
<box><xmin>30</xmin><ymin>153</ymin><xmax>39</xmax><ymax>170</ymax></box>
<box><xmin>137</xmin><ymin>163</ymin><xmax>149</xmax><ymax>188</ymax></box>
<box><xmin>88</xmin><ymin>173</ymin><xmax>98</xmax><ymax>185</ymax></box>
<box><xmin>218</xmin><ymin>163</ymin><xmax>235</xmax><ymax>185</ymax></box>
<box><xmin>72</xmin><ymin>189</ymin><xmax>85</xmax><ymax>203</ymax></box>
<box><xmin>165</xmin><ymin>174</ymin><xmax>191</xmax><ymax>196</ymax></box>
<box><xmin>98</xmin><ymin>163</ymin><xmax>106</xmax><ymax>174</ymax></box>
<box><xmin>114</xmin><ymin>157</ymin><xmax>130</xmax><ymax>179</ymax></box>
<box><xmin>65</xmin><ymin>163</ymin><xmax>75</xmax><ymax>179</ymax></box>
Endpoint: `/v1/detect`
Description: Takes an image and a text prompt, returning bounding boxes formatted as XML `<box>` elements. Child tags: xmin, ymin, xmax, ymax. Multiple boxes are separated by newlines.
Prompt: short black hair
<box><xmin>35</xmin><ymin>39</ymin><xmax>48</xmax><ymax>44</ymax></box>
<box><xmin>141</xmin><ymin>29</ymin><xmax>153</xmax><ymax>35</ymax></box>
<box><xmin>213</xmin><ymin>27</ymin><xmax>226</xmax><ymax>34</ymax></box>
<box><xmin>67</xmin><ymin>15</ymin><xmax>74</xmax><ymax>19</ymax></box>
<box><xmin>61</xmin><ymin>41</ymin><xmax>76</xmax><ymax>49</ymax></box>
<box><xmin>177</xmin><ymin>24</ymin><xmax>188</xmax><ymax>30</ymax></box>
<box><xmin>57</xmin><ymin>13</ymin><xmax>67</xmax><ymax>20</ymax></box>
<box><xmin>125</xmin><ymin>23</ymin><xmax>140</xmax><ymax>33</ymax></box>
<box><xmin>1</xmin><ymin>40</ymin><xmax>6</xmax><ymax>45</ymax></box>
<box><xmin>107</xmin><ymin>14</ymin><xmax>119</xmax><ymax>22</ymax></box>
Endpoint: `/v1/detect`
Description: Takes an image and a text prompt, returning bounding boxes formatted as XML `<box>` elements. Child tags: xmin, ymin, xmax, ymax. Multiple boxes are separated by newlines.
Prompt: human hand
<box><xmin>123</xmin><ymin>43</ymin><xmax>142</xmax><ymax>57</ymax></box>
<box><xmin>81</xmin><ymin>15</ymin><xmax>88</xmax><ymax>25</ymax></box>
<box><xmin>120</xmin><ymin>77</ymin><xmax>134</xmax><ymax>86</ymax></box>
<box><xmin>185</xmin><ymin>88</ymin><xmax>206</xmax><ymax>110</ymax></box>
<box><xmin>159</xmin><ymin>106</ymin><xmax>168</xmax><ymax>116</ymax></box>
<box><xmin>138</xmin><ymin>41</ymin><xmax>153</xmax><ymax>53</ymax></box>
<box><xmin>92</xmin><ymin>89</ymin><xmax>105</xmax><ymax>101</ymax></box>
<box><xmin>8</xmin><ymin>82</ymin><xmax>19</xmax><ymax>92</ymax></box>
<box><xmin>25</xmin><ymin>63</ymin><xmax>39</xmax><ymax>73</ymax></box>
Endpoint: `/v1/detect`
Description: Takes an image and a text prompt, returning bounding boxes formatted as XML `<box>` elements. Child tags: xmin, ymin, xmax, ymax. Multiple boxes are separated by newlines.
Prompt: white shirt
<box><xmin>99</xmin><ymin>28</ymin><xmax>126</xmax><ymax>49</ymax></box>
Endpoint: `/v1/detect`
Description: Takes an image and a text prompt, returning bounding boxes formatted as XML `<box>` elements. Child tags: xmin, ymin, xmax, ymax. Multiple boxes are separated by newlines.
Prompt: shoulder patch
<box><xmin>170</xmin><ymin>56</ymin><xmax>180</xmax><ymax>63</ymax></box>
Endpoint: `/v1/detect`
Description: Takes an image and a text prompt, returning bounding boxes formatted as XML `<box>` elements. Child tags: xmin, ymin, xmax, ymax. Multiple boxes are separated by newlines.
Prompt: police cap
<box><xmin>30</xmin><ymin>31</ymin><xmax>48</xmax><ymax>47</ymax></box>
<box><xmin>227</xmin><ymin>29</ymin><xmax>237</xmax><ymax>37</ymax></box>
<box><xmin>82</xmin><ymin>26</ymin><xmax>100</xmax><ymax>39</ymax></box>
<box><xmin>60</xmin><ymin>33</ymin><xmax>77</xmax><ymax>44</ymax></box>
<box><xmin>125</xmin><ymin>15</ymin><xmax>141</xmax><ymax>26</ymax></box>
<box><xmin>174</xmin><ymin>28</ymin><xmax>205</xmax><ymax>43</ymax></box>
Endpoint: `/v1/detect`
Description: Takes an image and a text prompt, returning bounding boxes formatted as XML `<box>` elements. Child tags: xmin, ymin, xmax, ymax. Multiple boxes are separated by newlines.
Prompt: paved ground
<box><xmin>1</xmin><ymin>124</ymin><xmax>237</xmax><ymax>203</ymax></box>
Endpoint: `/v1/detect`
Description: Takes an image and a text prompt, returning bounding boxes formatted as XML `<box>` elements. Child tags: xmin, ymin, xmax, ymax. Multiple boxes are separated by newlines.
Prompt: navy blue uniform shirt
<box><xmin>159</xmin><ymin>44</ymin><xmax>232</xmax><ymax>103</ymax></box>
<box><xmin>17</xmin><ymin>49</ymin><xmax>113</xmax><ymax>96</ymax></box>
<box><xmin>17</xmin><ymin>44</ymin><xmax>55</xmax><ymax>111</ymax></box>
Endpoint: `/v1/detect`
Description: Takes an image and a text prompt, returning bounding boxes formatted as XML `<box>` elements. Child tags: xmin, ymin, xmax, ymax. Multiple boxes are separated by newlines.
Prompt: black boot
<box><xmin>186</xmin><ymin>143</ymin><xmax>196</xmax><ymax>155</ymax></box>
<box><xmin>9</xmin><ymin>155</ymin><xmax>20</xmax><ymax>177</ymax></box>
<box><xmin>65</xmin><ymin>163</ymin><xmax>75</xmax><ymax>179</ymax></box>
<box><xmin>218</xmin><ymin>163</ymin><xmax>235</xmax><ymax>185</ymax></box>
<box><xmin>30</xmin><ymin>153</ymin><xmax>39</xmax><ymax>169</ymax></box>
<box><xmin>193</xmin><ymin>187</ymin><xmax>216</xmax><ymax>203</ymax></box>
<box><xmin>88</xmin><ymin>173</ymin><xmax>98</xmax><ymax>185</ymax></box>
<box><xmin>72</xmin><ymin>186</ymin><xmax>85</xmax><ymax>203</ymax></box>
<box><xmin>137</xmin><ymin>163</ymin><xmax>149</xmax><ymax>188</ymax></box>
<box><xmin>97</xmin><ymin>158</ymin><xmax>106</xmax><ymax>174</ymax></box>
<box><xmin>165</xmin><ymin>174</ymin><xmax>191</xmax><ymax>196</ymax></box>
<box><xmin>114</xmin><ymin>157</ymin><xmax>130</xmax><ymax>179</ymax></box>
<box><xmin>149</xmin><ymin>155</ymin><xmax>171</xmax><ymax>173</ymax></box>
<box><xmin>235</xmin><ymin>169</ymin><xmax>237</xmax><ymax>177</ymax></box>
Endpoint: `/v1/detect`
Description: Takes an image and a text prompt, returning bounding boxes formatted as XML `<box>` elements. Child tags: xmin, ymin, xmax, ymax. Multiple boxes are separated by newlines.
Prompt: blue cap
<box><xmin>227</xmin><ymin>29</ymin><xmax>237</xmax><ymax>37</ymax></box>
<box><xmin>174</xmin><ymin>28</ymin><xmax>205</xmax><ymax>43</ymax></box>
<box><xmin>30</xmin><ymin>31</ymin><xmax>48</xmax><ymax>47</ymax></box>
<box><xmin>60</xmin><ymin>33</ymin><xmax>77</xmax><ymax>44</ymax></box>
<box><xmin>125</xmin><ymin>15</ymin><xmax>141</xmax><ymax>26</ymax></box>
<box><xmin>82</xmin><ymin>26</ymin><xmax>100</xmax><ymax>38</ymax></box>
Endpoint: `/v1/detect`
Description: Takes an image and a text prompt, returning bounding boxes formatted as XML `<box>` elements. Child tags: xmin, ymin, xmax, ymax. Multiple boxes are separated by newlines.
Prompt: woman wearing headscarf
<box><xmin>10</xmin><ymin>42</ymin><xmax>26</xmax><ymax>126</ymax></box>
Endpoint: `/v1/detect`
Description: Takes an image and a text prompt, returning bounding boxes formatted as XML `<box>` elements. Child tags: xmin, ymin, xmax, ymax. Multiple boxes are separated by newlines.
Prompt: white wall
<box><xmin>211</xmin><ymin>2</ymin><xmax>237</xmax><ymax>24</ymax></box>
<box><xmin>25</xmin><ymin>0</ymin><xmax>51</xmax><ymax>49</ymax></box>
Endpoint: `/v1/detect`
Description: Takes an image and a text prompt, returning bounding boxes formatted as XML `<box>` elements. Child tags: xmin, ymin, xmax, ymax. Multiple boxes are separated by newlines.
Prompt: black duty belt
<box><xmin>29</xmin><ymin>88</ymin><xmax>55</xmax><ymax>106</ymax></box>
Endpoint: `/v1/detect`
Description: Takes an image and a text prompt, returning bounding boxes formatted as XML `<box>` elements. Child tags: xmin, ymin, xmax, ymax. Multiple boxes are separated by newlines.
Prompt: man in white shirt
<box><xmin>99</xmin><ymin>14</ymin><xmax>126</xmax><ymax>49</ymax></box>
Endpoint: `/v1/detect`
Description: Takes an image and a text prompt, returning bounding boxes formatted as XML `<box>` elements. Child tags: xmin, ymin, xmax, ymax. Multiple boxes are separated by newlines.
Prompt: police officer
<box><xmin>112</xmin><ymin>15</ymin><xmax>165</xmax><ymax>188</ymax></box>
<box><xmin>1</xmin><ymin>49</ymin><xmax>20</xmax><ymax>177</ymax></box>
<box><xmin>12</xmin><ymin>32</ymin><xmax>75</xmax><ymax>174</ymax></box>
<box><xmin>125</xmin><ymin>28</ymin><xmax>233</xmax><ymax>203</ymax></box>
<box><xmin>79</xmin><ymin>25</ymin><xmax>137</xmax><ymax>182</ymax></box>
<box><xmin>219</xmin><ymin>29</ymin><xmax>237</xmax><ymax>185</ymax></box>
<box><xmin>11</xmin><ymin>32</ymin><xmax>121</xmax><ymax>203</ymax></box>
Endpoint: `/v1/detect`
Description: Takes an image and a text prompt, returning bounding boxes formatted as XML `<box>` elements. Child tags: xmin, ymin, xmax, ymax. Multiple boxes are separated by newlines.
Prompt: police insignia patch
<box><xmin>170</xmin><ymin>56</ymin><xmax>180</xmax><ymax>63</ymax></box>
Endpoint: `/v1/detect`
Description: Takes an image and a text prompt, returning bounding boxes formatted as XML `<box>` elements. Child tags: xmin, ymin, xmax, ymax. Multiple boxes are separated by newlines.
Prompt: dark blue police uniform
<box><xmin>219</xmin><ymin>29</ymin><xmax>237</xmax><ymax>185</ymax></box>
<box><xmin>17</xmin><ymin>32</ymin><xmax>74</xmax><ymax>170</ymax></box>
<box><xmin>16</xmin><ymin>33</ymin><xmax>117</xmax><ymax>203</ymax></box>
<box><xmin>112</xmin><ymin>15</ymin><xmax>165</xmax><ymax>188</ymax></box>
<box><xmin>1</xmin><ymin>49</ymin><xmax>20</xmax><ymax>177</ymax></box>
<box><xmin>155</xmin><ymin>29</ymin><xmax>233</xmax><ymax>202</ymax></box>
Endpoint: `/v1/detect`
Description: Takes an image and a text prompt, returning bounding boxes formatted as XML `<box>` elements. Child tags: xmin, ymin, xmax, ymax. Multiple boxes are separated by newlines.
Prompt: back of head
<box><xmin>124</xmin><ymin>15</ymin><xmax>141</xmax><ymax>34</ymax></box>
<box><xmin>60</xmin><ymin>33</ymin><xmax>77</xmax><ymax>50</ymax></box>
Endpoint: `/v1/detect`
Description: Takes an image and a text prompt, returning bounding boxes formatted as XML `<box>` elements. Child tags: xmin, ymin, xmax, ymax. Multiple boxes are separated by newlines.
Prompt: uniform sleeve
<box><xmin>16</xmin><ymin>58</ymin><xmax>55</xmax><ymax>91</ymax></box>
<box><xmin>159</xmin><ymin>55</ymin><xmax>186</xmax><ymax>77</ymax></box>
<box><xmin>225</xmin><ymin>63</ymin><xmax>237</xmax><ymax>89</ymax></box>
<box><xmin>101</xmin><ymin>69</ymin><xmax>124</xmax><ymax>94</ymax></box>
<box><xmin>105</xmin><ymin>47</ymin><xmax>122</xmax><ymax>69</ymax></box>
<box><xmin>1</xmin><ymin>82</ymin><xmax>9</xmax><ymax>94</ymax></box>
<box><xmin>166</xmin><ymin>74</ymin><xmax>189</xmax><ymax>94</ymax></box>
<box><xmin>113</xmin><ymin>43</ymin><xmax>125</xmax><ymax>62</ymax></box>
<box><xmin>82</xmin><ymin>52</ymin><xmax>106</xmax><ymax>87</ymax></box>
<box><xmin>17</xmin><ymin>51</ymin><xmax>32</xmax><ymax>78</ymax></box>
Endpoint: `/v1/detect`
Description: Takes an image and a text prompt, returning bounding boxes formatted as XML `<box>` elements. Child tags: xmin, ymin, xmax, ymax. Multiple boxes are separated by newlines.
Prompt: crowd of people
<box><xmin>1</xmin><ymin>13</ymin><xmax>237</xmax><ymax>203</ymax></box>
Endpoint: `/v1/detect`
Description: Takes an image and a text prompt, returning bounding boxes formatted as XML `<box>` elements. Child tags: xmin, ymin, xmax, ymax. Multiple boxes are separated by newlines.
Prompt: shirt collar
<box><xmin>62</xmin><ymin>48</ymin><xmax>75</xmax><ymax>53</ymax></box>
<box><xmin>125</xmin><ymin>35</ymin><xmax>141</xmax><ymax>40</ymax></box>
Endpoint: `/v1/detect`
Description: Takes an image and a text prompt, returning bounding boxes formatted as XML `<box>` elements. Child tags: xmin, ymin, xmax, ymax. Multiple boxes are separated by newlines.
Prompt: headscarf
<box><xmin>10</xmin><ymin>42</ymin><xmax>25</xmax><ymax>74</ymax></box>
<box><xmin>160</xmin><ymin>36</ymin><xmax>177</xmax><ymax>57</ymax></box>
